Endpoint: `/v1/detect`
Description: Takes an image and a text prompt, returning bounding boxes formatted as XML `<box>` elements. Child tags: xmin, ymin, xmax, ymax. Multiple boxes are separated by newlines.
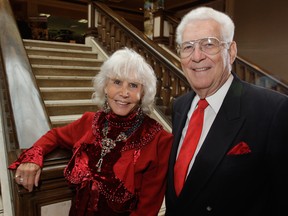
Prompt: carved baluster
<box><xmin>114</xmin><ymin>28</ymin><xmax>121</xmax><ymax>50</ymax></box>
<box><xmin>154</xmin><ymin>61</ymin><xmax>163</xmax><ymax>106</ymax></box>
<box><xmin>161</xmin><ymin>68</ymin><xmax>172</xmax><ymax>115</ymax></box>
<box><xmin>105</xmin><ymin>20</ymin><xmax>111</xmax><ymax>51</ymax></box>
<box><xmin>110</xmin><ymin>23</ymin><xmax>115</xmax><ymax>53</ymax></box>
<box><xmin>97</xmin><ymin>13</ymin><xmax>102</xmax><ymax>42</ymax></box>
<box><xmin>101</xmin><ymin>16</ymin><xmax>106</xmax><ymax>46</ymax></box>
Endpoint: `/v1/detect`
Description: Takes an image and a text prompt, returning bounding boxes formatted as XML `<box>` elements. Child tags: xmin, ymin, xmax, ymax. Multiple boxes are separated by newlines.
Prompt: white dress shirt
<box><xmin>176</xmin><ymin>73</ymin><xmax>234</xmax><ymax>178</ymax></box>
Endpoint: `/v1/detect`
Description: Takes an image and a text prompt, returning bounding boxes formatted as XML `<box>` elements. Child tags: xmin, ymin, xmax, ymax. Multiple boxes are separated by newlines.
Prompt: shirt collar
<box><xmin>206</xmin><ymin>73</ymin><xmax>234</xmax><ymax>114</ymax></box>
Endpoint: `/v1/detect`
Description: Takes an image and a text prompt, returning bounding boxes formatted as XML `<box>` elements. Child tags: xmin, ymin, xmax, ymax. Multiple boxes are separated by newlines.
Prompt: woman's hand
<box><xmin>14</xmin><ymin>162</ymin><xmax>41</xmax><ymax>192</ymax></box>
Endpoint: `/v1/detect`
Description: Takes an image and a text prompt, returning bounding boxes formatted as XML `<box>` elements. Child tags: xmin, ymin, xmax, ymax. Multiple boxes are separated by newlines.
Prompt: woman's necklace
<box><xmin>96</xmin><ymin>116</ymin><xmax>144</xmax><ymax>172</ymax></box>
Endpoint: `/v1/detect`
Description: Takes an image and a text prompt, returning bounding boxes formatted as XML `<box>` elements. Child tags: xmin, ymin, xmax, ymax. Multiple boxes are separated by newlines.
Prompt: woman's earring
<box><xmin>103</xmin><ymin>94</ymin><xmax>110</xmax><ymax>113</ymax></box>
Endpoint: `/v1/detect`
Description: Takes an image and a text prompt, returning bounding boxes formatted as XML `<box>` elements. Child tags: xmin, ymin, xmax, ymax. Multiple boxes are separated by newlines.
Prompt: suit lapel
<box><xmin>167</xmin><ymin>92</ymin><xmax>195</xmax><ymax>202</ymax></box>
<box><xmin>170</xmin><ymin>92</ymin><xmax>195</xmax><ymax>163</ymax></box>
<box><xmin>178</xmin><ymin>76</ymin><xmax>246</xmax><ymax>202</ymax></box>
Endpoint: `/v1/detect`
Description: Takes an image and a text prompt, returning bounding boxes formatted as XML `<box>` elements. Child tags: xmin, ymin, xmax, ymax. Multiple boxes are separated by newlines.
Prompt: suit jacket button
<box><xmin>206</xmin><ymin>206</ymin><xmax>212</xmax><ymax>211</ymax></box>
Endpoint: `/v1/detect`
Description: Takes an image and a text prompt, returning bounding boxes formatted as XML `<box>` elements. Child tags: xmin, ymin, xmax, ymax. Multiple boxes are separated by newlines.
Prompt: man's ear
<box><xmin>229</xmin><ymin>41</ymin><xmax>237</xmax><ymax>64</ymax></box>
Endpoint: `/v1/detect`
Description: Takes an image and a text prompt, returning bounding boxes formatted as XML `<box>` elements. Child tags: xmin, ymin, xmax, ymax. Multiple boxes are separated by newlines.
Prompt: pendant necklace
<box><xmin>96</xmin><ymin>116</ymin><xmax>143</xmax><ymax>172</ymax></box>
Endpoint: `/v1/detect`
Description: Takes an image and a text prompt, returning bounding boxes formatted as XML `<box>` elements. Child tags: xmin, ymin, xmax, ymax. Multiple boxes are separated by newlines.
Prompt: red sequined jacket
<box><xmin>9</xmin><ymin>110</ymin><xmax>173</xmax><ymax>216</ymax></box>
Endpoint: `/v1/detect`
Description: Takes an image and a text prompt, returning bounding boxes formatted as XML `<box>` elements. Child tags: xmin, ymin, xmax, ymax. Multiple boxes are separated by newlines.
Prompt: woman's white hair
<box><xmin>176</xmin><ymin>6</ymin><xmax>235</xmax><ymax>44</ymax></box>
<box><xmin>92</xmin><ymin>47</ymin><xmax>157</xmax><ymax>114</ymax></box>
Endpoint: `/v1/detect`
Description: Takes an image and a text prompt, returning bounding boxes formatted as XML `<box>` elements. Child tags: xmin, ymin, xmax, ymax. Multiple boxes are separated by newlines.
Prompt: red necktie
<box><xmin>174</xmin><ymin>99</ymin><xmax>209</xmax><ymax>196</ymax></box>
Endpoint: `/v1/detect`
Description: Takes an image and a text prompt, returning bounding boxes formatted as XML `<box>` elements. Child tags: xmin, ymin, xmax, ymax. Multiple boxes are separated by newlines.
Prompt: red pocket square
<box><xmin>227</xmin><ymin>141</ymin><xmax>251</xmax><ymax>155</ymax></box>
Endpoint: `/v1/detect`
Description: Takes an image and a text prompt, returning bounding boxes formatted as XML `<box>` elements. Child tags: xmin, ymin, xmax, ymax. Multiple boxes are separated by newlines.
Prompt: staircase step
<box><xmin>32</xmin><ymin>65</ymin><xmax>100</xmax><ymax>76</ymax></box>
<box><xmin>45</xmin><ymin>99</ymin><xmax>97</xmax><ymax>116</ymax></box>
<box><xmin>45</xmin><ymin>99</ymin><xmax>94</xmax><ymax>106</ymax></box>
<box><xmin>35</xmin><ymin>75</ymin><xmax>93</xmax><ymax>87</ymax></box>
<box><xmin>23</xmin><ymin>39</ymin><xmax>92</xmax><ymax>51</ymax></box>
<box><xmin>26</xmin><ymin>47</ymin><xmax>98</xmax><ymax>59</ymax></box>
<box><xmin>50</xmin><ymin>114</ymin><xmax>83</xmax><ymax>127</ymax></box>
<box><xmin>24</xmin><ymin>39</ymin><xmax>104</xmax><ymax>127</ymax></box>
<box><xmin>28</xmin><ymin>55</ymin><xmax>103</xmax><ymax>67</ymax></box>
<box><xmin>40</xmin><ymin>87</ymin><xmax>94</xmax><ymax>100</ymax></box>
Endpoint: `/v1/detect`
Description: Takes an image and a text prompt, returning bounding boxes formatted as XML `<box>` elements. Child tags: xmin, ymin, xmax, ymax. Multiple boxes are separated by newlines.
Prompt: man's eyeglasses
<box><xmin>177</xmin><ymin>37</ymin><xmax>230</xmax><ymax>59</ymax></box>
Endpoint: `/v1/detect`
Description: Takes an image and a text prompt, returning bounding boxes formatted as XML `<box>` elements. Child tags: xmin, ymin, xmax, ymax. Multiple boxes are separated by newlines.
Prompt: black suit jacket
<box><xmin>165</xmin><ymin>73</ymin><xmax>288</xmax><ymax>216</ymax></box>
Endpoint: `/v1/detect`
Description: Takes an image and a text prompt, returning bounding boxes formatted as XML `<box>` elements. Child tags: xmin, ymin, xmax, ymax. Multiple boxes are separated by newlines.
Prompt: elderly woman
<box><xmin>9</xmin><ymin>47</ymin><xmax>173</xmax><ymax>216</ymax></box>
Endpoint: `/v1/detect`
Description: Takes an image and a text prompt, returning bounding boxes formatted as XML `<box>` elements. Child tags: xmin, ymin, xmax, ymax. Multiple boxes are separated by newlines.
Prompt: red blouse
<box><xmin>9</xmin><ymin>110</ymin><xmax>173</xmax><ymax>216</ymax></box>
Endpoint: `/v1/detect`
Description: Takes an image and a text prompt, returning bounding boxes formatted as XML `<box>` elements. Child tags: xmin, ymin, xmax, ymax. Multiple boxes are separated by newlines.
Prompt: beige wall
<box><xmin>232</xmin><ymin>0</ymin><xmax>288</xmax><ymax>84</ymax></box>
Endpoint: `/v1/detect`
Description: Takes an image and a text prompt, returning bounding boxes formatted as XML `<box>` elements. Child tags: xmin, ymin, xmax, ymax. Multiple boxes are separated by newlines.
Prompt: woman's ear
<box><xmin>141</xmin><ymin>89</ymin><xmax>145</xmax><ymax>99</ymax></box>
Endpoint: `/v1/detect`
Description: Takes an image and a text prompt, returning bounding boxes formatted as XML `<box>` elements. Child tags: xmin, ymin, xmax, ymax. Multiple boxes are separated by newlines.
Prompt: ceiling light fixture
<box><xmin>78</xmin><ymin>19</ymin><xmax>88</xmax><ymax>23</ymax></box>
<box><xmin>39</xmin><ymin>13</ymin><xmax>50</xmax><ymax>18</ymax></box>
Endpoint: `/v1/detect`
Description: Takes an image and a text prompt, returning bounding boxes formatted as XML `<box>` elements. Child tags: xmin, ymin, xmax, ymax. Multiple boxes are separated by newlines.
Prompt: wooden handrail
<box><xmin>161</xmin><ymin>11</ymin><xmax>288</xmax><ymax>95</ymax></box>
<box><xmin>90</xmin><ymin>2</ymin><xmax>288</xmax><ymax>126</ymax></box>
<box><xmin>1</xmin><ymin>1</ymin><xmax>72</xmax><ymax>215</ymax></box>
<box><xmin>234</xmin><ymin>55</ymin><xmax>288</xmax><ymax>95</ymax></box>
<box><xmin>0</xmin><ymin>0</ymin><xmax>51</xmax><ymax>150</ymax></box>
<box><xmin>0</xmin><ymin>48</ymin><xmax>16</xmax><ymax>216</ymax></box>
<box><xmin>91</xmin><ymin>2</ymin><xmax>192</xmax><ymax>125</ymax></box>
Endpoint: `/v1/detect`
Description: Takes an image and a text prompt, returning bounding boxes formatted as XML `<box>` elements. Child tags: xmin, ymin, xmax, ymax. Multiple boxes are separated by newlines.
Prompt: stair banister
<box><xmin>0</xmin><ymin>0</ymin><xmax>51</xmax><ymax>150</ymax></box>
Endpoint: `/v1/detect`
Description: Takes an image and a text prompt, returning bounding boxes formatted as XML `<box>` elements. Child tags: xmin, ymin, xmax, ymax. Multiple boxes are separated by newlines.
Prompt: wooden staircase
<box><xmin>18</xmin><ymin>40</ymin><xmax>168</xmax><ymax>215</ymax></box>
<box><xmin>24</xmin><ymin>39</ymin><xmax>104</xmax><ymax>128</ymax></box>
